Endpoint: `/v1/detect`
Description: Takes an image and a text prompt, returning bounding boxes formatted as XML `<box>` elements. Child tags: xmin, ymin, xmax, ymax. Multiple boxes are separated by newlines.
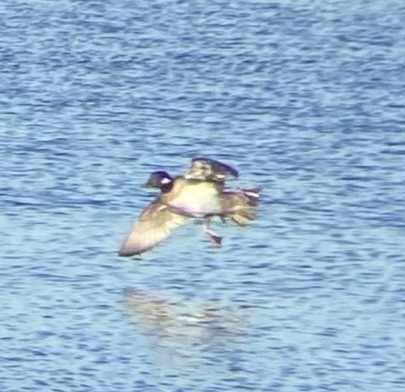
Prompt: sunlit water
<box><xmin>1</xmin><ymin>0</ymin><xmax>404</xmax><ymax>391</ymax></box>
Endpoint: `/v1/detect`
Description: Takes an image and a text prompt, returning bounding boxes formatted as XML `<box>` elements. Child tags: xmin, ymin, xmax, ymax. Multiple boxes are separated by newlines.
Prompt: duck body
<box><xmin>163</xmin><ymin>177</ymin><xmax>223</xmax><ymax>219</ymax></box>
<box><xmin>147</xmin><ymin>171</ymin><xmax>259</xmax><ymax>224</ymax></box>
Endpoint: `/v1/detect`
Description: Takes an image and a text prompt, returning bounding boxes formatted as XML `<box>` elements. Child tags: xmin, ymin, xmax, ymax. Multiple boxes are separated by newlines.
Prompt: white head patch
<box><xmin>161</xmin><ymin>177</ymin><xmax>171</xmax><ymax>185</ymax></box>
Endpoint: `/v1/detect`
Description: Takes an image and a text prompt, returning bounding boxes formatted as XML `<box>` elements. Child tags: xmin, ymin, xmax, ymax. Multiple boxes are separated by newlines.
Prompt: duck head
<box><xmin>144</xmin><ymin>171</ymin><xmax>174</xmax><ymax>192</ymax></box>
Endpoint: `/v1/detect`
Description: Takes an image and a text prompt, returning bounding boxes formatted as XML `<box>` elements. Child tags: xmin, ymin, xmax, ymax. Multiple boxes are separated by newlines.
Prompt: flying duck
<box><xmin>118</xmin><ymin>158</ymin><xmax>259</xmax><ymax>257</ymax></box>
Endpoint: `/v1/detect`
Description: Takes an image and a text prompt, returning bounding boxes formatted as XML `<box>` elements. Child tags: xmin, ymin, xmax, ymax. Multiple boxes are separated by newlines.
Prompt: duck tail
<box><xmin>222</xmin><ymin>188</ymin><xmax>260</xmax><ymax>226</ymax></box>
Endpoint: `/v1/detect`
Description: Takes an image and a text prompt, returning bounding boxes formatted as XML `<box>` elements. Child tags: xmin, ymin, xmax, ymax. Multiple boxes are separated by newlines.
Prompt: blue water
<box><xmin>1</xmin><ymin>0</ymin><xmax>404</xmax><ymax>391</ymax></box>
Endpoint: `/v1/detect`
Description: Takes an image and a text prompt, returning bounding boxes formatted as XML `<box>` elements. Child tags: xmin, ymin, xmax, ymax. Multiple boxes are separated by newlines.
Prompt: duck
<box><xmin>146</xmin><ymin>157</ymin><xmax>259</xmax><ymax>226</ymax></box>
<box><xmin>118</xmin><ymin>158</ymin><xmax>259</xmax><ymax>257</ymax></box>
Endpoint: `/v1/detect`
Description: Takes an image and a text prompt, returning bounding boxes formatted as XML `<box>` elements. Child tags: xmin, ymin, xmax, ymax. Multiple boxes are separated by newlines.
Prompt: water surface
<box><xmin>1</xmin><ymin>0</ymin><xmax>404</xmax><ymax>391</ymax></box>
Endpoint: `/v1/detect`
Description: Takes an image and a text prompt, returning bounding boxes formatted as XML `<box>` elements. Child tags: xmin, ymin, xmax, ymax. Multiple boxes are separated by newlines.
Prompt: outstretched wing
<box><xmin>185</xmin><ymin>157</ymin><xmax>239</xmax><ymax>183</ymax></box>
<box><xmin>118</xmin><ymin>198</ymin><xmax>190</xmax><ymax>257</ymax></box>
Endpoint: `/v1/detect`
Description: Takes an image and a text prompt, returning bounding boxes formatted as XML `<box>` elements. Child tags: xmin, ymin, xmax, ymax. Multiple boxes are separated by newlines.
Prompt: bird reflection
<box><xmin>124</xmin><ymin>288</ymin><xmax>245</xmax><ymax>346</ymax></box>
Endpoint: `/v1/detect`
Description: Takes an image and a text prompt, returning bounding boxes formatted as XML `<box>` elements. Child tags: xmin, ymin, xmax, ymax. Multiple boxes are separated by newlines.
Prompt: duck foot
<box><xmin>206</xmin><ymin>229</ymin><xmax>223</xmax><ymax>247</ymax></box>
<box><xmin>203</xmin><ymin>219</ymin><xmax>222</xmax><ymax>247</ymax></box>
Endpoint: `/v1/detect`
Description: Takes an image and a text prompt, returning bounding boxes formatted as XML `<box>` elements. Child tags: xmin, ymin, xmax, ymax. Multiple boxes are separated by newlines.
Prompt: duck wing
<box><xmin>185</xmin><ymin>157</ymin><xmax>239</xmax><ymax>183</ymax></box>
<box><xmin>220</xmin><ymin>188</ymin><xmax>261</xmax><ymax>226</ymax></box>
<box><xmin>118</xmin><ymin>198</ymin><xmax>190</xmax><ymax>257</ymax></box>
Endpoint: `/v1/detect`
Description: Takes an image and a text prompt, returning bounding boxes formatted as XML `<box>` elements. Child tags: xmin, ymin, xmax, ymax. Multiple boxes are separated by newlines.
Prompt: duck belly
<box><xmin>168</xmin><ymin>185</ymin><xmax>222</xmax><ymax>218</ymax></box>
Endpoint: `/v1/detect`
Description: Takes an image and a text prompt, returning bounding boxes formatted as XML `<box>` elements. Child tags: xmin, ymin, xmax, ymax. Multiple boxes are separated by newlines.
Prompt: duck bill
<box><xmin>143</xmin><ymin>177</ymin><xmax>158</xmax><ymax>188</ymax></box>
<box><xmin>143</xmin><ymin>180</ymin><xmax>154</xmax><ymax>188</ymax></box>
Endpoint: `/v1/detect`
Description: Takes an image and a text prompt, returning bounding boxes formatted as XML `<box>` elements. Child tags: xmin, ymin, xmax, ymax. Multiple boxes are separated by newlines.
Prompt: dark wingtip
<box><xmin>118</xmin><ymin>243</ymin><xmax>143</xmax><ymax>258</ymax></box>
<box><xmin>118</xmin><ymin>249</ymin><xmax>132</xmax><ymax>257</ymax></box>
<box><xmin>118</xmin><ymin>250</ymin><xmax>144</xmax><ymax>258</ymax></box>
<box><xmin>192</xmin><ymin>157</ymin><xmax>239</xmax><ymax>178</ymax></box>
